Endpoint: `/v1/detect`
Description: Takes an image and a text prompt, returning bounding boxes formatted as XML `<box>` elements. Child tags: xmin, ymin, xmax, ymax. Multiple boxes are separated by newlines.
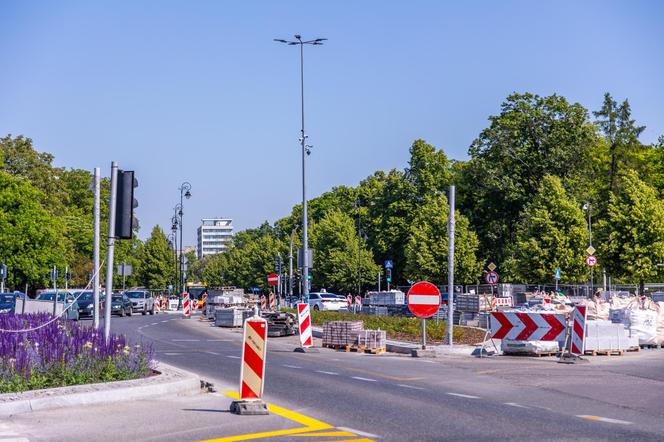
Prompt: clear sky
<box><xmin>2</xmin><ymin>1</ymin><xmax>663</xmax><ymax>246</ymax></box>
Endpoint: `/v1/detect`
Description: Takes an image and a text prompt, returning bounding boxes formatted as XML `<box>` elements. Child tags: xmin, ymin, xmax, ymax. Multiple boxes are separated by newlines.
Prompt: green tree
<box><xmin>596</xmin><ymin>170</ymin><xmax>664</xmax><ymax>291</ymax></box>
<box><xmin>310</xmin><ymin>209</ymin><xmax>379</xmax><ymax>294</ymax></box>
<box><xmin>506</xmin><ymin>176</ymin><xmax>588</xmax><ymax>283</ymax></box>
<box><xmin>137</xmin><ymin>226</ymin><xmax>172</xmax><ymax>289</ymax></box>
<box><xmin>403</xmin><ymin>194</ymin><xmax>481</xmax><ymax>284</ymax></box>
<box><xmin>0</xmin><ymin>171</ymin><xmax>68</xmax><ymax>290</ymax></box>
<box><xmin>462</xmin><ymin>93</ymin><xmax>598</xmax><ymax>265</ymax></box>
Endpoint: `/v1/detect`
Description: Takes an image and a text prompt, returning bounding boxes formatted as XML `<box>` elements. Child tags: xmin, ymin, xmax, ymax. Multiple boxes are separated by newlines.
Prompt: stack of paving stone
<box><xmin>322</xmin><ymin>321</ymin><xmax>363</xmax><ymax>347</ymax></box>
<box><xmin>215</xmin><ymin>308</ymin><xmax>252</xmax><ymax>327</ymax></box>
<box><xmin>356</xmin><ymin>329</ymin><xmax>386</xmax><ymax>350</ymax></box>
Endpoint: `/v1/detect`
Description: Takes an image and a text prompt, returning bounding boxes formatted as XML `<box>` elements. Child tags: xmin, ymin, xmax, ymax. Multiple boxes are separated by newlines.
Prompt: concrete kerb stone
<box><xmin>0</xmin><ymin>361</ymin><xmax>201</xmax><ymax>417</ymax></box>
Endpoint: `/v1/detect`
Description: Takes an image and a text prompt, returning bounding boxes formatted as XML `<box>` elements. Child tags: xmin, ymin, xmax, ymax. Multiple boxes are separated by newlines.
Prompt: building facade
<box><xmin>197</xmin><ymin>218</ymin><xmax>233</xmax><ymax>258</ymax></box>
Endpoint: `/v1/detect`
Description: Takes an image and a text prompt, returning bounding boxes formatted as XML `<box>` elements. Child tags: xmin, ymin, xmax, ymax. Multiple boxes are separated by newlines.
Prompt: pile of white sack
<box><xmin>581</xmin><ymin>296</ymin><xmax>664</xmax><ymax>346</ymax></box>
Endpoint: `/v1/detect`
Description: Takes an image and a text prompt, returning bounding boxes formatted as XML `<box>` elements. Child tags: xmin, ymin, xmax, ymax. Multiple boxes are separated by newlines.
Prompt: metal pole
<box><xmin>93</xmin><ymin>167</ymin><xmax>101</xmax><ymax>329</ymax></box>
<box><xmin>179</xmin><ymin>192</ymin><xmax>184</xmax><ymax>308</ymax></box>
<box><xmin>357</xmin><ymin>202</ymin><xmax>361</xmax><ymax>296</ymax></box>
<box><xmin>52</xmin><ymin>265</ymin><xmax>57</xmax><ymax>315</ymax></box>
<box><xmin>122</xmin><ymin>264</ymin><xmax>126</xmax><ymax>292</ymax></box>
<box><xmin>300</xmin><ymin>40</ymin><xmax>310</xmax><ymax>301</ymax></box>
<box><xmin>378</xmin><ymin>271</ymin><xmax>381</xmax><ymax>292</ymax></box>
<box><xmin>289</xmin><ymin>229</ymin><xmax>294</xmax><ymax>301</ymax></box>
<box><xmin>603</xmin><ymin>269</ymin><xmax>607</xmax><ymax>292</ymax></box>
<box><xmin>447</xmin><ymin>185</ymin><xmax>456</xmax><ymax>346</ymax></box>
<box><xmin>588</xmin><ymin>204</ymin><xmax>593</xmax><ymax>295</ymax></box>
<box><xmin>422</xmin><ymin>318</ymin><xmax>427</xmax><ymax>349</ymax></box>
<box><xmin>104</xmin><ymin>162</ymin><xmax>118</xmax><ymax>343</ymax></box>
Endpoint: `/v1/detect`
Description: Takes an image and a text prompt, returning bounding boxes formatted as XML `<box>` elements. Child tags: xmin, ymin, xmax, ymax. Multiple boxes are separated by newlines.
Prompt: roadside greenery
<box><xmin>2</xmin><ymin>91</ymin><xmax>663</xmax><ymax>293</ymax></box>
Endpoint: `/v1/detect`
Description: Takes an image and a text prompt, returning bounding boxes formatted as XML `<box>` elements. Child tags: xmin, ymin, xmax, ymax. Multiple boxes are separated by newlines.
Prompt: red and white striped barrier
<box><xmin>269</xmin><ymin>292</ymin><xmax>276</xmax><ymax>311</ymax></box>
<box><xmin>260</xmin><ymin>295</ymin><xmax>267</xmax><ymax>312</ymax></box>
<box><xmin>494</xmin><ymin>297</ymin><xmax>513</xmax><ymax>308</ymax></box>
<box><xmin>570</xmin><ymin>306</ymin><xmax>587</xmax><ymax>355</ymax></box>
<box><xmin>346</xmin><ymin>295</ymin><xmax>352</xmax><ymax>306</ymax></box>
<box><xmin>201</xmin><ymin>293</ymin><xmax>208</xmax><ymax>309</ymax></box>
<box><xmin>297</xmin><ymin>303</ymin><xmax>313</xmax><ymax>348</ymax></box>
<box><xmin>490</xmin><ymin>311</ymin><xmax>566</xmax><ymax>342</ymax></box>
<box><xmin>182</xmin><ymin>293</ymin><xmax>191</xmax><ymax>318</ymax></box>
<box><xmin>239</xmin><ymin>316</ymin><xmax>268</xmax><ymax>400</ymax></box>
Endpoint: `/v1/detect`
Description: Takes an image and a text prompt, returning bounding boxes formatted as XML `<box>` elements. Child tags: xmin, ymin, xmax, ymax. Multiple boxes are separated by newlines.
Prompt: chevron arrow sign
<box><xmin>490</xmin><ymin>312</ymin><xmax>567</xmax><ymax>342</ymax></box>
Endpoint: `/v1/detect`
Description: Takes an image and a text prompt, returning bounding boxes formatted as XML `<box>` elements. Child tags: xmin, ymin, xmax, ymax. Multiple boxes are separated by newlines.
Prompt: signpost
<box><xmin>407</xmin><ymin>282</ymin><xmax>441</xmax><ymax>349</ymax></box>
<box><xmin>267</xmin><ymin>273</ymin><xmax>279</xmax><ymax>286</ymax></box>
<box><xmin>117</xmin><ymin>263</ymin><xmax>132</xmax><ymax>292</ymax></box>
<box><xmin>554</xmin><ymin>268</ymin><xmax>561</xmax><ymax>291</ymax></box>
<box><xmin>0</xmin><ymin>263</ymin><xmax>7</xmax><ymax>293</ymax></box>
<box><xmin>485</xmin><ymin>271</ymin><xmax>499</xmax><ymax>285</ymax></box>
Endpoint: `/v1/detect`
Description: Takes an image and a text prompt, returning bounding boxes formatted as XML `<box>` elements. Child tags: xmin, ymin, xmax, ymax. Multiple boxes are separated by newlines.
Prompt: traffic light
<box><xmin>386</xmin><ymin>268</ymin><xmax>392</xmax><ymax>283</ymax></box>
<box><xmin>66</xmin><ymin>271</ymin><xmax>72</xmax><ymax>281</ymax></box>
<box><xmin>115</xmin><ymin>170</ymin><xmax>138</xmax><ymax>239</ymax></box>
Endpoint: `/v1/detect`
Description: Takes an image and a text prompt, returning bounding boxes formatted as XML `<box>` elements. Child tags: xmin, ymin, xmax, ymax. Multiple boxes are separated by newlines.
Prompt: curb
<box><xmin>0</xmin><ymin>362</ymin><xmax>201</xmax><ymax>417</ymax></box>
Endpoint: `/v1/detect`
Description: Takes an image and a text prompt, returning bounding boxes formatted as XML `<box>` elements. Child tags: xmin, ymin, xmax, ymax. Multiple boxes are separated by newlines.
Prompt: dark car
<box><xmin>102</xmin><ymin>294</ymin><xmax>133</xmax><ymax>317</ymax></box>
<box><xmin>74</xmin><ymin>291</ymin><xmax>95</xmax><ymax>318</ymax></box>
<box><xmin>0</xmin><ymin>293</ymin><xmax>16</xmax><ymax>314</ymax></box>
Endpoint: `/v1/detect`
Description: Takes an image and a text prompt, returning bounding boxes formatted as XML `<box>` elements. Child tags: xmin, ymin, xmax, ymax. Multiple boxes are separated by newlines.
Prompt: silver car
<box><xmin>125</xmin><ymin>290</ymin><xmax>155</xmax><ymax>315</ymax></box>
<box><xmin>308</xmin><ymin>292</ymin><xmax>348</xmax><ymax>311</ymax></box>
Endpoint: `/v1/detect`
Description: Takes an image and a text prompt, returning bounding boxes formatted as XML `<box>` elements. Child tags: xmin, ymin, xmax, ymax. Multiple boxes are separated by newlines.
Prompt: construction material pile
<box><xmin>215</xmin><ymin>308</ymin><xmax>254</xmax><ymax>327</ymax></box>
<box><xmin>357</xmin><ymin>330</ymin><xmax>386</xmax><ymax>350</ymax></box>
<box><xmin>322</xmin><ymin>321</ymin><xmax>363</xmax><ymax>347</ymax></box>
<box><xmin>363</xmin><ymin>291</ymin><xmax>405</xmax><ymax>305</ymax></box>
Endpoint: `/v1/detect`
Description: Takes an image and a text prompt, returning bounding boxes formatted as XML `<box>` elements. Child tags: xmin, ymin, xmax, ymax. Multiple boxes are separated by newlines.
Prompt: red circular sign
<box><xmin>407</xmin><ymin>282</ymin><xmax>441</xmax><ymax>319</ymax></box>
<box><xmin>585</xmin><ymin>255</ymin><xmax>597</xmax><ymax>267</ymax></box>
<box><xmin>267</xmin><ymin>273</ymin><xmax>279</xmax><ymax>285</ymax></box>
<box><xmin>485</xmin><ymin>271</ymin><xmax>499</xmax><ymax>284</ymax></box>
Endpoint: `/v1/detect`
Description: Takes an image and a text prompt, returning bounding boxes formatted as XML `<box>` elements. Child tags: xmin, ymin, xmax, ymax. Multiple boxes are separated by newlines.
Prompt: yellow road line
<box><xmin>322</xmin><ymin>439</ymin><xmax>374</xmax><ymax>442</ymax></box>
<box><xmin>292</xmin><ymin>431</ymin><xmax>357</xmax><ymax>437</ymax></box>
<box><xmin>200</xmin><ymin>392</ymin><xmax>334</xmax><ymax>442</ymax></box>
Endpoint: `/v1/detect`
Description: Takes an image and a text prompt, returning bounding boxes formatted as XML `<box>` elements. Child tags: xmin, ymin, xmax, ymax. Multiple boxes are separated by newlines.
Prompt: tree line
<box><xmin>2</xmin><ymin>92</ymin><xmax>663</xmax><ymax>295</ymax></box>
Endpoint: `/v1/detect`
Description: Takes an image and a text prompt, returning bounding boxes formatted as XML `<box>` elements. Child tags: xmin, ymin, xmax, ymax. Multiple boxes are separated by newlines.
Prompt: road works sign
<box><xmin>585</xmin><ymin>255</ymin><xmax>597</xmax><ymax>267</ymax></box>
<box><xmin>267</xmin><ymin>273</ymin><xmax>279</xmax><ymax>285</ymax></box>
<box><xmin>407</xmin><ymin>281</ymin><xmax>441</xmax><ymax>319</ymax></box>
<box><xmin>490</xmin><ymin>312</ymin><xmax>566</xmax><ymax>342</ymax></box>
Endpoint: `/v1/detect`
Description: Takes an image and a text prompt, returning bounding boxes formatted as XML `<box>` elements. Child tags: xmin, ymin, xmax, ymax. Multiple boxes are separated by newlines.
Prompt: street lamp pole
<box><xmin>355</xmin><ymin>199</ymin><xmax>361</xmax><ymax>296</ymax></box>
<box><xmin>583</xmin><ymin>202</ymin><xmax>593</xmax><ymax>295</ymax></box>
<box><xmin>177</xmin><ymin>182</ymin><xmax>192</xmax><ymax>308</ymax></box>
<box><xmin>274</xmin><ymin>35</ymin><xmax>326</xmax><ymax>301</ymax></box>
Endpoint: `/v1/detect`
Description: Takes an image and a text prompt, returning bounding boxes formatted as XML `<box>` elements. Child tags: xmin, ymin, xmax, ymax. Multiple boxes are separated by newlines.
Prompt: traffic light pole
<box><xmin>93</xmin><ymin>167</ymin><xmax>101</xmax><ymax>329</ymax></box>
<box><xmin>104</xmin><ymin>162</ymin><xmax>118</xmax><ymax>343</ymax></box>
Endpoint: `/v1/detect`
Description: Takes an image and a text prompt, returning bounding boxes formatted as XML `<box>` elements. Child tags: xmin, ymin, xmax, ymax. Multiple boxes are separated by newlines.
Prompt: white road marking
<box><xmin>226</xmin><ymin>355</ymin><xmax>241</xmax><ymax>359</ymax></box>
<box><xmin>505</xmin><ymin>402</ymin><xmax>529</xmax><ymax>408</ymax></box>
<box><xmin>151</xmin><ymin>322</ymin><xmax>158</xmax><ymax>325</ymax></box>
<box><xmin>172</xmin><ymin>339</ymin><xmax>199</xmax><ymax>342</ymax></box>
<box><xmin>206</xmin><ymin>339</ymin><xmax>231</xmax><ymax>342</ymax></box>
<box><xmin>447</xmin><ymin>392</ymin><xmax>480</xmax><ymax>399</ymax></box>
<box><xmin>204</xmin><ymin>351</ymin><xmax>220</xmax><ymax>356</ymax></box>
<box><xmin>164</xmin><ymin>352</ymin><xmax>182</xmax><ymax>356</ymax></box>
<box><xmin>337</xmin><ymin>427</ymin><xmax>379</xmax><ymax>438</ymax></box>
<box><xmin>419</xmin><ymin>360</ymin><xmax>436</xmax><ymax>364</ymax></box>
<box><xmin>577</xmin><ymin>415</ymin><xmax>632</xmax><ymax>425</ymax></box>
<box><xmin>397</xmin><ymin>384</ymin><xmax>425</xmax><ymax>390</ymax></box>
<box><xmin>315</xmin><ymin>370</ymin><xmax>339</xmax><ymax>375</ymax></box>
<box><xmin>283</xmin><ymin>364</ymin><xmax>302</xmax><ymax>369</ymax></box>
<box><xmin>161</xmin><ymin>320</ymin><xmax>168</xmax><ymax>323</ymax></box>
<box><xmin>351</xmin><ymin>376</ymin><xmax>377</xmax><ymax>382</ymax></box>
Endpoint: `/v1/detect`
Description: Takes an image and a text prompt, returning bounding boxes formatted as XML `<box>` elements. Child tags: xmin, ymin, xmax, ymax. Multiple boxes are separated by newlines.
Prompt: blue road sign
<box><xmin>384</xmin><ymin>260</ymin><xmax>393</xmax><ymax>269</ymax></box>
<box><xmin>251</xmin><ymin>287</ymin><xmax>261</xmax><ymax>293</ymax></box>
<box><xmin>554</xmin><ymin>268</ymin><xmax>561</xmax><ymax>280</ymax></box>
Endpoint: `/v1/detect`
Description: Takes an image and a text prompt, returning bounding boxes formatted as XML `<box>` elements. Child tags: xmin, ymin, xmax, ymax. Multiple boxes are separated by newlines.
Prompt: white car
<box><xmin>308</xmin><ymin>292</ymin><xmax>348</xmax><ymax>311</ymax></box>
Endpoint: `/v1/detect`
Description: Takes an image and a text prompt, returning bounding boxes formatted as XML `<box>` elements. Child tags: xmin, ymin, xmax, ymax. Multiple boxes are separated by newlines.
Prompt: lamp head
<box><xmin>185</xmin><ymin>190</ymin><xmax>192</xmax><ymax>199</ymax></box>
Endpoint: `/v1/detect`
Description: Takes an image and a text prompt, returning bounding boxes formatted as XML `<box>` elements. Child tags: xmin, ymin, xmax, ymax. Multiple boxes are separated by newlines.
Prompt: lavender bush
<box><xmin>0</xmin><ymin>313</ymin><xmax>154</xmax><ymax>393</ymax></box>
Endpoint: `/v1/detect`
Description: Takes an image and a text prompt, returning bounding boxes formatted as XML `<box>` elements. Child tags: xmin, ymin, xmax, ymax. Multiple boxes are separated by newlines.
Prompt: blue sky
<box><xmin>1</xmin><ymin>1</ymin><xmax>663</xmax><ymax>246</ymax></box>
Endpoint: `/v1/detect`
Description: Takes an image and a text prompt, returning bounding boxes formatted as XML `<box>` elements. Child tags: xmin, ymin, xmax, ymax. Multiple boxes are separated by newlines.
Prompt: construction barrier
<box><xmin>182</xmin><ymin>293</ymin><xmax>191</xmax><ymax>318</ymax></box>
<box><xmin>297</xmin><ymin>303</ymin><xmax>313</xmax><ymax>348</ymax></box>
<box><xmin>240</xmin><ymin>316</ymin><xmax>268</xmax><ymax>400</ymax></box>
<box><xmin>269</xmin><ymin>292</ymin><xmax>276</xmax><ymax>311</ymax></box>
<box><xmin>571</xmin><ymin>306</ymin><xmax>587</xmax><ymax>355</ymax></box>
<box><xmin>260</xmin><ymin>295</ymin><xmax>267</xmax><ymax>312</ymax></box>
<box><xmin>490</xmin><ymin>311</ymin><xmax>566</xmax><ymax>342</ymax></box>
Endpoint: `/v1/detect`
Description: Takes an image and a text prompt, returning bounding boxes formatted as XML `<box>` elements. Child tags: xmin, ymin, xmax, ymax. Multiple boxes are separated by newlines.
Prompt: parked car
<box><xmin>0</xmin><ymin>293</ymin><xmax>16</xmax><ymax>314</ymax></box>
<box><xmin>35</xmin><ymin>291</ymin><xmax>80</xmax><ymax>320</ymax></box>
<box><xmin>125</xmin><ymin>290</ymin><xmax>155</xmax><ymax>315</ymax></box>
<box><xmin>308</xmin><ymin>292</ymin><xmax>348</xmax><ymax>311</ymax></box>
<box><xmin>74</xmin><ymin>291</ymin><xmax>95</xmax><ymax>318</ymax></box>
<box><xmin>102</xmin><ymin>294</ymin><xmax>133</xmax><ymax>317</ymax></box>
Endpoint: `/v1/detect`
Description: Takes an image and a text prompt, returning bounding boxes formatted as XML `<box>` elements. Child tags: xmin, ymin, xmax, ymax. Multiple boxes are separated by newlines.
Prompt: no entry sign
<box><xmin>407</xmin><ymin>282</ymin><xmax>441</xmax><ymax>319</ymax></box>
<box><xmin>267</xmin><ymin>273</ymin><xmax>279</xmax><ymax>285</ymax></box>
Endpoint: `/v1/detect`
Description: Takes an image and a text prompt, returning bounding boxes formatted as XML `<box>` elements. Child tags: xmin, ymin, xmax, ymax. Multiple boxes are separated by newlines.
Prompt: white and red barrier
<box><xmin>297</xmin><ymin>303</ymin><xmax>313</xmax><ymax>348</ymax></box>
<box><xmin>182</xmin><ymin>293</ymin><xmax>191</xmax><ymax>318</ymax></box>
<box><xmin>269</xmin><ymin>292</ymin><xmax>276</xmax><ymax>311</ymax></box>
<box><xmin>239</xmin><ymin>316</ymin><xmax>268</xmax><ymax>400</ymax></box>
<box><xmin>494</xmin><ymin>297</ymin><xmax>513</xmax><ymax>308</ymax></box>
<box><xmin>490</xmin><ymin>311</ymin><xmax>566</xmax><ymax>342</ymax></box>
<box><xmin>260</xmin><ymin>295</ymin><xmax>267</xmax><ymax>312</ymax></box>
<box><xmin>346</xmin><ymin>295</ymin><xmax>352</xmax><ymax>306</ymax></box>
<box><xmin>570</xmin><ymin>306</ymin><xmax>587</xmax><ymax>355</ymax></box>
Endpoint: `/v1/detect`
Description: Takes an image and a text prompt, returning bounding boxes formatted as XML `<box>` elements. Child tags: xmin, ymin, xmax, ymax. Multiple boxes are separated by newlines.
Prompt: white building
<box><xmin>197</xmin><ymin>218</ymin><xmax>233</xmax><ymax>258</ymax></box>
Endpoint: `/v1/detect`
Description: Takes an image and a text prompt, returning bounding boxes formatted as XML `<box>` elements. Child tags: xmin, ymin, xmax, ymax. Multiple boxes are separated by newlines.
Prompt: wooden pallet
<box><xmin>347</xmin><ymin>345</ymin><xmax>386</xmax><ymax>355</ymax></box>
<box><xmin>639</xmin><ymin>344</ymin><xmax>662</xmax><ymax>349</ymax></box>
<box><xmin>584</xmin><ymin>349</ymin><xmax>625</xmax><ymax>356</ymax></box>
<box><xmin>504</xmin><ymin>351</ymin><xmax>558</xmax><ymax>358</ymax></box>
<box><xmin>626</xmin><ymin>346</ymin><xmax>640</xmax><ymax>352</ymax></box>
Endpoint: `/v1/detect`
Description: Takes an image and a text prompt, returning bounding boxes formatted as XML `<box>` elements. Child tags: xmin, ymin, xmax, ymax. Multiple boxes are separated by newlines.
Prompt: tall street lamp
<box><xmin>583</xmin><ymin>202</ymin><xmax>593</xmax><ymax>295</ymax></box>
<box><xmin>167</xmin><ymin>232</ymin><xmax>177</xmax><ymax>296</ymax></box>
<box><xmin>177</xmin><ymin>183</ymin><xmax>192</xmax><ymax>304</ymax></box>
<box><xmin>274</xmin><ymin>34</ymin><xmax>326</xmax><ymax>300</ymax></box>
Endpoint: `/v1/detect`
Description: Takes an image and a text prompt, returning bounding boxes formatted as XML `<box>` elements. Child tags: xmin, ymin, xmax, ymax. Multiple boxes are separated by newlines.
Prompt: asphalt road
<box><xmin>107</xmin><ymin>312</ymin><xmax>664</xmax><ymax>441</ymax></box>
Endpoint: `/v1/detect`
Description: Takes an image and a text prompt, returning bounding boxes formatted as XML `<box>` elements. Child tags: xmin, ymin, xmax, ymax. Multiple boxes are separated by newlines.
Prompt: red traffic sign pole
<box><xmin>407</xmin><ymin>282</ymin><xmax>441</xmax><ymax>350</ymax></box>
